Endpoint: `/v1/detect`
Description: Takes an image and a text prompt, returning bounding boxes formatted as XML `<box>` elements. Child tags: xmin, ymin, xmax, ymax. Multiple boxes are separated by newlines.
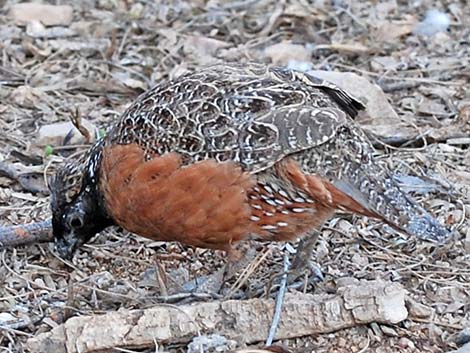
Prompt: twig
<box><xmin>70</xmin><ymin>107</ymin><xmax>92</xmax><ymax>143</ymax></box>
<box><xmin>0</xmin><ymin>315</ymin><xmax>44</xmax><ymax>332</ymax></box>
<box><xmin>412</xmin><ymin>317</ymin><xmax>464</xmax><ymax>330</ymax></box>
<box><xmin>0</xmin><ymin>219</ymin><xmax>53</xmax><ymax>249</ymax></box>
<box><xmin>378</xmin><ymin>80</ymin><xmax>422</xmax><ymax>93</ymax></box>
<box><xmin>227</xmin><ymin>248</ymin><xmax>271</xmax><ymax>298</ymax></box>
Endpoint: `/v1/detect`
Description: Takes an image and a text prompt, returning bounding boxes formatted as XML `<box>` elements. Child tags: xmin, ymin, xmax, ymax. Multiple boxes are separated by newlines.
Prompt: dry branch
<box><xmin>26</xmin><ymin>280</ymin><xmax>407</xmax><ymax>353</ymax></box>
<box><xmin>0</xmin><ymin>219</ymin><xmax>53</xmax><ymax>248</ymax></box>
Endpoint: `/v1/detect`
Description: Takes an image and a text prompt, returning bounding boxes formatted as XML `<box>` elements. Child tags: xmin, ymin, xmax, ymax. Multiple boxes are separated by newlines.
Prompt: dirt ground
<box><xmin>0</xmin><ymin>0</ymin><xmax>469</xmax><ymax>352</ymax></box>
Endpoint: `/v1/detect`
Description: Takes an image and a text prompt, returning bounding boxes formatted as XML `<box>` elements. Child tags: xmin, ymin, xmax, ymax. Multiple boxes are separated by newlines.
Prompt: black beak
<box><xmin>55</xmin><ymin>235</ymin><xmax>80</xmax><ymax>260</ymax></box>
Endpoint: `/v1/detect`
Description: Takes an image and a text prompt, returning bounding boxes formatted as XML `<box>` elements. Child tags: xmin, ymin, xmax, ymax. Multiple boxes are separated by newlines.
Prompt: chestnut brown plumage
<box><xmin>50</xmin><ymin>63</ymin><xmax>451</xmax><ymax>260</ymax></box>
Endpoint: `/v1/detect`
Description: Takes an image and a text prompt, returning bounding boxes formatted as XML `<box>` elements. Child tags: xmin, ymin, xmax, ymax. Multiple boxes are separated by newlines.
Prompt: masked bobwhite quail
<box><xmin>50</xmin><ymin>63</ymin><xmax>451</xmax><ymax>268</ymax></box>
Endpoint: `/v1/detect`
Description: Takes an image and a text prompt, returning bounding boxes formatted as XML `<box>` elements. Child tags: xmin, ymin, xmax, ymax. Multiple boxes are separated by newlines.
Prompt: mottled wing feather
<box><xmin>107</xmin><ymin>63</ymin><xmax>365</xmax><ymax>174</ymax></box>
<box><xmin>268</xmin><ymin>68</ymin><xmax>365</xmax><ymax>118</ymax></box>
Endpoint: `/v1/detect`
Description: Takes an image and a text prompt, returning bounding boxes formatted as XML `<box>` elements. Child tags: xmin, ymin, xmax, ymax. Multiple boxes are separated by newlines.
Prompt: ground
<box><xmin>0</xmin><ymin>0</ymin><xmax>469</xmax><ymax>352</ymax></box>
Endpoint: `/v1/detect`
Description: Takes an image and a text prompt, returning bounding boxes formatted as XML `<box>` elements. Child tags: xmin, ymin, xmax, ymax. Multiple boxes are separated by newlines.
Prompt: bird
<box><xmin>50</xmin><ymin>63</ymin><xmax>451</xmax><ymax>273</ymax></box>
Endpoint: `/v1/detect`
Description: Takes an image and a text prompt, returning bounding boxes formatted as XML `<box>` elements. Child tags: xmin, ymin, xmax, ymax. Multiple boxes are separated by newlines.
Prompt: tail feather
<box><xmin>324</xmin><ymin>180</ymin><xmax>380</xmax><ymax>219</ymax></box>
<box><xmin>328</xmin><ymin>162</ymin><xmax>451</xmax><ymax>243</ymax></box>
<box><xmin>295</xmin><ymin>125</ymin><xmax>452</xmax><ymax>243</ymax></box>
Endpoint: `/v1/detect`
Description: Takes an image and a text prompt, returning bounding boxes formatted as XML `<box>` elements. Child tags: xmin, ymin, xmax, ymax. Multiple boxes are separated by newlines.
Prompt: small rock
<box><xmin>398</xmin><ymin>337</ymin><xmax>415</xmax><ymax>349</ymax></box>
<box><xmin>0</xmin><ymin>312</ymin><xmax>16</xmax><ymax>325</ymax></box>
<box><xmin>10</xmin><ymin>3</ymin><xmax>74</xmax><ymax>26</ymax></box>
<box><xmin>351</xmin><ymin>253</ymin><xmax>369</xmax><ymax>267</ymax></box>
<box><xmin>456</xmin><ymin>328</ymin><xmax>470</xmax><ymax>346</ymax></box>
<box><xmin>336</xmin><ymin>337</ymin><xmax>347</xmax><ymax>347</ymax></box>
<box><xmin>426</xmin><ymin>323</ymin><xmax>444</xmax><ymax>340</ymax></box>
<box><xmin>187</xmin><ymin>334</ymin><xmax>237</xmax><ymax>353</ymax></box>
<box><xmin>406</xmin><ymin>298</ymin><xmax>434</xmax><ymax>319</ymax></box>
<box><xmin>370</xmin><ymin>322</ymin><xmax>382</xmax><ymax>337</ymax></box>
<box><xmin>380</xmin><ymin>325</ymin><xmax>398</xmax><ymax>337</ymax></box>
<box><xmin>34</xmin><ymin>278</ymin><xmax>46</xmax><ymax>288</ymax></box>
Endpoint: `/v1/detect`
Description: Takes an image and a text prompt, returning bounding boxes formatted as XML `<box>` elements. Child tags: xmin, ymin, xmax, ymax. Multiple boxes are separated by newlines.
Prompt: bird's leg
<box><xmin>265</xmin><ymin>230</ymin><xmax>323</xmax><ymax>344</ymax></box>
<box><xmin>289</xmin><ymin>229</ymin><xmax>324</xmax><ymax>285</ymax></box>
<box><xmin>266</xmin><ymin>247</ymin><xmax>290</xmax><ymax>345</ymax></box>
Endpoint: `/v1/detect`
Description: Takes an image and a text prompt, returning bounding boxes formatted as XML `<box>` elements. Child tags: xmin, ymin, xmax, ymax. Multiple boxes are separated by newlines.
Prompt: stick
<box><xmin>27</xmin><ymin>280</ymin><xmax>408</xmax><ymax>353</ymax></box>
<box><xmin>0</xmin><ymin>219</ymin><xmax>53</xmax><ymax>248</ymax></box>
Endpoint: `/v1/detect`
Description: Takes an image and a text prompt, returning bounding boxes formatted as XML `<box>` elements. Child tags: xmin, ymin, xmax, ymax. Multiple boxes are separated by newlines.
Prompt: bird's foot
<box><xmin>285</xmin><ymin>230</ymin><xmax>324</xmax><ymax>289</ymax></box>
<box><xmin>287</xmin><ymin>258</ymin><xmax>324</xmax><ymax>290</ymax></box>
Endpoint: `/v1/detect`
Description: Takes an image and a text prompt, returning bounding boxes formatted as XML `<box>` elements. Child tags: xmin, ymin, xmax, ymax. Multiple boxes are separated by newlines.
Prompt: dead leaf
<box><xmin>374</xmin><ymin>20</ymin><xmax>416</xmax><ymax>43</ymax></box>
<box><xmin>316</xmin><ymin>42</ymin><xmax>371</xmax><ymax>55</ymax></box>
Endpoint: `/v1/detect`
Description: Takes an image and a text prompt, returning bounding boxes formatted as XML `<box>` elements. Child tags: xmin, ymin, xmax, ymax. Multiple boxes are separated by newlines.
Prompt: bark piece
<box><xmin>26</xmin><ymin>280</ymin><xmax>407</xmax><ymax>353</ymax></box>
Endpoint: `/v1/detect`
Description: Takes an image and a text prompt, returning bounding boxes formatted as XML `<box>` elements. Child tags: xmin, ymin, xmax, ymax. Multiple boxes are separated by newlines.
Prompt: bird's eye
<box><xmin>68</xmin><ymin>215</ymin><xmax>84</xmax><ymax>229</ymax></box>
